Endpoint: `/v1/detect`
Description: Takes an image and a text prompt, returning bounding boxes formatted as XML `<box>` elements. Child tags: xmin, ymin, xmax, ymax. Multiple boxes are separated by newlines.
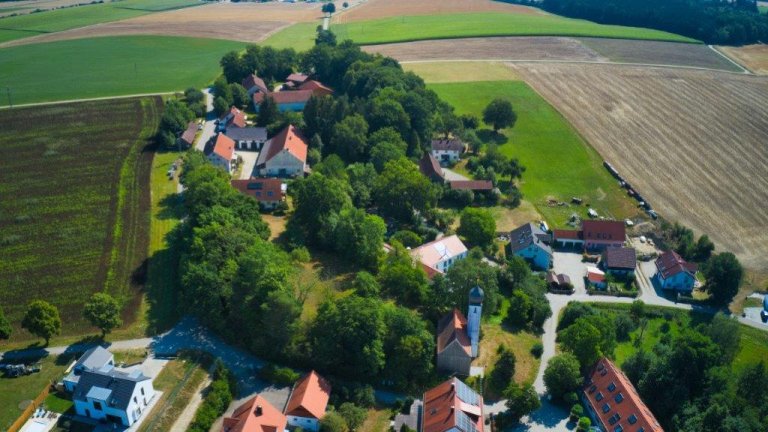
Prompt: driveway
<box><xmin>552</xmin><ymin>251</ymin><xmax>587</xmax><ymax>295</ymax></box>
<box><xmin>195</xmin><ymin>88</ymin><xmax>216</xmax><ymax>152</ymax></box>
<box><xmin>442</xmin><ymin>167</ymin><xmax>469</xmax><ymax>181</ymax></box>
<box><xmin>237</xmin><ymin>150</ymin><xmax>260</xmax><ymax>180</ymax></box>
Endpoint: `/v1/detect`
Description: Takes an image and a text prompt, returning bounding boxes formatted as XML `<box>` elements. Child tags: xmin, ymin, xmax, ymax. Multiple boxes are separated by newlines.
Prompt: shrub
<box><xmin>188</xmin><ymin>361</ymin><xmax>235</xmax><ymax>432</ymax></box>
<box><xmin>259</xmin><ymin>363</ymin><xmax>300</xmax><ymax>386</ymax></box>
<box><xmin>291</xmin><ymin>246</ymin><xmax>311</xmax><ymax>263</ymax></box>
<box><xmin>530</xmin><ymin>342</ymin><xmax>544</xmax><ymax>358</ymax></box>
<box><xmin>577</xmin><ymin>417</ymin><xmax>591</xmax><ymax>431</ymax></box>
<box><xmin>338</xmin><ymin>403</ymin><xmax>367</xmax><ymax>431</ymax></box>
<box><xmin>570</xmin><ymin>404</ymin><xmax>584</xmax><ymax>420</ymax></box>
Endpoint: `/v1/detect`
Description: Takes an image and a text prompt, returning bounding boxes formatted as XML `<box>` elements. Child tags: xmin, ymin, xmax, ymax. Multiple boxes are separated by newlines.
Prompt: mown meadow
<box><xmin>0</xmin><ymin>97</ymin><xmax>160</xmax><ymax>342</ymax></box>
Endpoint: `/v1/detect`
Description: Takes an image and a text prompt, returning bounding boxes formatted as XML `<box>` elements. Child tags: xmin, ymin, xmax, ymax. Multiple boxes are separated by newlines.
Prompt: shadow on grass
<box><xmin>142</xmin><ymin>225</ymin><xmax>184</xmax><ymax>336</ymax></box>
<box><xmin>477</xmin><ymin>128</ymin><xmax>509</xmax><ymax>145</ymax></box>
<box><xmin>157</xmin><ymin>192</ymin><xmax>184</xmax><ymax>221</ymax></box>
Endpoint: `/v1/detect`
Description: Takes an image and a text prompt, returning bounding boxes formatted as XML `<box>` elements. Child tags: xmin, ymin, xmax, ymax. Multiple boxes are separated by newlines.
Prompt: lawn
<box><xmin>0</xmin><ymin>355</ymin><xmax>70</xmax><ymax>431</ymax></box>
<box><xmin>0</xmin><ymin>0</ymin><xmax>202</xmax><ymax>44</ymax></box>
<box><xmin>0</xmin><ymin>97</ymin><xmax>159</xmax><ymax>343</ymax></box>
<box><xmin>429</xmin><ymin>80</ymin><xmax>638</xmax><ymax>227</ymax></box>
<box><xmin>359</xmin><ymin>407</ymin><xmax>394</xmax><ymax>432</ymax></box>
<box><xmin>332</xmin><ymin>12</ymin><xmax>698</xmax><ymax>45</ymax></box>
<box><xmin>138</xmin><ymin>352</ymin><xmax>212</xmax><ymax>432</ymax></box>
<box><xmin>474</xmin><ymin>324</ymin><xmax>541</xmax><ymax>390</ymax></box>
<box><xmin>262</xmin><ymin>21</ymin><xmax>318</xmax><ymax>51</ymax></box>
<box><xmin>0</xmin><ymin>35</ymin><xmax>245</xmax><ymax>106</ymax></box>
<box><xmin>44</xmin><ymin>392</ymin><xmax>74</xmax><ymax>414</ymax></box>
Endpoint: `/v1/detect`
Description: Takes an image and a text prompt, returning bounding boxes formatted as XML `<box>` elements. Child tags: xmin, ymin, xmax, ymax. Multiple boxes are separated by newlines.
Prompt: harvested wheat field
<box><xmin>336</xmin><ymin>0</ymin><xmax>543</xmax><ymax>23</ymax></box>
<box><xmin>365</xmin><ymin>37</ymin><xmax>742</xmax><ymax>71</ymax></box>
<box><xmin>0</xmin><ymin>1</ymin><xmax>324</xmax><ymax>47</ymax></box>
<box><xmin>403</xmin><ymin>61</ymin><xmax>521</xmax><ymax>82</ymax></box>
<box><xmin>512</xmin><ymin>63</ymin><xmax>768</xmax><ymax>269</ymax></box>
<box><xmin>719</xmin><ymin>44</ymin><xmax>768</xmax><ymax>75</ymax></box>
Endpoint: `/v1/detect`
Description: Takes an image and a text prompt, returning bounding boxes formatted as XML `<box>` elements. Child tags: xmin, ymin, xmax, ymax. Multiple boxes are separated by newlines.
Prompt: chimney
<box><xmin>255</xmin><ymin>405</ymin><xmax>263</xmax><ymax>416</ymax></box>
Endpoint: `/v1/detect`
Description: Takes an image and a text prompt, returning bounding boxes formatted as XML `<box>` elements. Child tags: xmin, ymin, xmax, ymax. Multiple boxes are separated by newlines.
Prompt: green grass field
<box><xmin>263</xmin><ymin>22</ymin><xmax>318</xmax><ymax>51</ymax></box>
<box><xmin>429</xmin><ymin>81</ymin><xmax>638</xmax><ymax>226</ymax></box>
<box><xmin>332</xmin><ymin>12</ymin><xmax>698</xmax><ymax>45</ymax></box>
<box><xmin>0</xmin><ymin>36</ymin><xmax>244</xmax><ymax>106</ymax></box>
<box><xmin>0</xmin><ymin>98</ymin><xmax>159</xmax><ymax>342</ymax></box>
<box><xmin>0</xmin><ymin>355</ymin><xmax>70</xmax><ymax>430</ymax></box>
<box><xmin>0</xmin><ymin>0</ymin><xmax>201</xmax><ymax>44</ymax></box>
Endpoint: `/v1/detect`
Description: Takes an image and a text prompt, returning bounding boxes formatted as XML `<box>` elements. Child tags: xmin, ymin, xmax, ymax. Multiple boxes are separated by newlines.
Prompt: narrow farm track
<box><xmin>510</xmin><ymin>63</ymin><xmax>768</xmax><ymax>270</ymax></box>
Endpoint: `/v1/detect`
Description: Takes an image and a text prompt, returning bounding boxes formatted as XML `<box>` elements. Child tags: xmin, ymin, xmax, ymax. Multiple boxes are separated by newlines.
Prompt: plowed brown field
<box><xmin>511</xmin><ymin>63</ymin><xmax>768</xmax><ymax>269</ymax></box>
<box><xmin>719</xmin><ymin>45</ymin><xmax>768</xmax><ymax>75</ymax></box>
<box><xmin>336</xmin><ymin>0</ymin><xmax>544</xmax><ymax>23</ymax></box>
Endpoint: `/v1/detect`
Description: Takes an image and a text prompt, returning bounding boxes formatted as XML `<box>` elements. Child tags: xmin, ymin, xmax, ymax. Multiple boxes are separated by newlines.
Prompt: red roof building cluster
<box><xmin>422</xmin><ymin>378</ymin><xmax>484</xmax><ymax>432</ymax></box>
<box><xmin>583</xmin><ymin>358</ymin><xmax>663</xmax><ymax>432</ymax></box>
<box><xmin>222</xmin><ymin>395</ymin><xmax>287</xmax><ymax>432</ymax></box>
<box><xmin>284</xmin><ymin>371</ymin><xmax>331</xmax><ymax>420</ymax></box>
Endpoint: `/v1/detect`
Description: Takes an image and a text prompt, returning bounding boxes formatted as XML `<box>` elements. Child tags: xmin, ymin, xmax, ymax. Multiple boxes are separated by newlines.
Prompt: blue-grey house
<box><xmin>507</xmin><ymin>222</ymin><xmax>552</xmax><ymax>270</ymax></box>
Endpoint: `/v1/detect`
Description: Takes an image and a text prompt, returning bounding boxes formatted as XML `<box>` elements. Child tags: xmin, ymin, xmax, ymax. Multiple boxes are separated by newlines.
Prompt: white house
<box><xmin>284</xmin><ymin>371</ymin><xmax>331</xmax><ymax>432</ymax></box>
<box><xmin>410</xmin><ymin>235</ymin><xmax>468</xmax><ymax>276</ymax></box>
<box><xmin>208</xmin><ymin>133</ymin><xmax>237</xmax><ymax>173</ymax></box>
<box><xmin>63</xmin><ymin>346</ymin><xmax>114</xmax><ymax>393</ymax></box>
<box><xmin>255</xmin><ymin>125</ymin><xmax>308</xmax><ymax>177</ymax></box>
<box><xmin>430</xmin><ymin>138</ymin><xmax>465</xmax><ymax>163</ymax></box>
<box><xmin>506</xmin><ymin>222</ymin><xmax>552</xmax><ymax>270</ymax></box>
<box><xmin>653</xmin><ymin>250</ymin><xmax>697</xmax><ymax>293</ymax></box>
<box><xmin>73</xmin><ymin>368</ymin><xmax>155</xmax><ymax>427</ymax></box>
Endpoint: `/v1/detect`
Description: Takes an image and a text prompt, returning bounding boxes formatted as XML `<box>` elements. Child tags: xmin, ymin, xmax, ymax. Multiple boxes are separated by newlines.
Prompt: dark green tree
<box><xmin>0</xmin><ymin>307</ymin><xmax>11</xmax><ymax>341</ymax></box>
<box><xmin>457</xmin><ymin>207</ymin><xmax>496</xmax><ymax>249</ymax></box>
<box><xmin>338</xmin><ymin>403</ymin><xmax>367</xmax><ymax>431</ymax></box>
<box><xmin>704</xmin><ymin>252</ymin><xmax>743</xmax><ymax>305</ymax></box>
<box><xmin>543</xmin><ymin>353</ymin><xmax>582</xmax><ymax>398</ymax></box>
<box><xmin>559</xmin><ymin>317</ymin><xmax>604</xmax><ymax>368</ymax></box>
<box><xmin>21</xmin><ymin>300</ymin><xmax>61</xmax><ymax>345</ymax></box>
<box><xmin>288</xmin><ymin>173</ymin><xmax>351</xmax><ymax>247</ymax></box>
<box><xmin>320</xmin><ymin>411</ymin><xmax>348</xmax><ymax>432</ymax></box>
<box><xmin>213</xmin><ymin>96</ymin><xmax>230</xmax><ymax>117</ymax></box>
<box><xmin>379</xmin><ymin>242</ymin><xmax>429</xmax><ymax>307</ymax></box>
<box><xmin>220</xmin><ymin>51</ymin><xmax>247</xmax><ymax>83</ymax></box>
<box><xmin>256</xmin><ymin>95</ymin><xmax>280</xmax><ymax>127</ymax></box>
<box><xmin>346</xmin><ymin>163</ymin><xmax>377</xmax><ymax>208</ymax></box>
<box><xmin>334</xmin><ymin>206</ymin><xmax>386</xmax><ymax>271</ymax></box>
<box><xmin>503</xmin><ymin>383</ymin><xmax>541</xmax><ymax>424</ymax></box>
<box><xmin>330</xmin><ymin>114</ymin><xmax>369</xmax><ymax>162</ymax></box>
<box><xmin>382</xmin><ymin>304</ymin><xmax>435</xmax><ymax>389</ymax></box>
<box><xmin>482</xmin><ymin>98</ymin><xmax>517</xmax><ymax>132</ymax></box>
<box><xmin>489</xmin><ymin>345</ymin><xmax>517</xmax><ymax>394</ymax></box>
<box><xmin>374</xmin><ymin>157</ymin><xmax>438</xmax><ymax>221</ymax></box>
<box><xmin>446</xmin><ymin>257</ymin><xmax>500</xmax><ymax>315</ymax></box>
<box><xmin>83</xmin><ymin>292</ymin><xmax>122</xmax><ymax>338</ymax></box>
<box><xmin>353</xmin><ymin>271</ymin><xmax>380</xmax><ymax>298</ymax></box>
<box><xmin>229</xmin><ymin>83</ymin><xmax>250</xmax><ymax>109</ymax></box>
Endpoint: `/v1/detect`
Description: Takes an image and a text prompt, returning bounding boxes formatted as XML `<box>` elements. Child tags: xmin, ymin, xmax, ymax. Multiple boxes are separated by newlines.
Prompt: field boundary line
<box><xmin>0</xmin><ymin>92</ymin><xmax>176</xmax><ymax>110</ymax></box>
<box><xmin>398</xmin><ymin>58</ymin><xmax>761</xmax><ymax>76</ymax></box>
<box><xmin>708</xmin><ymin>44</ymin><xmax>751</xmax><ymax>74</ymax></box>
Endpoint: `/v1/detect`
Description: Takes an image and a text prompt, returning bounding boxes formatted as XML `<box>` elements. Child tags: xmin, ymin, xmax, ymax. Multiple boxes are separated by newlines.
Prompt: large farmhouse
<box><xmin>410</xmin><ymin>235</ymin><xmax>468</xmax><ymax>276</ymax></box>
<box><xmin>582</xmin><ymin>358</ymin><xmax>663</xmax><ymax>432</ymax></box>
<box><xmin>422</xmin><ymin>378</ymin><xmax>484</xmax><ymax>432</ymax></box>
<box><xmin>506</xmin><ymin>222</ymin><xmax>552</xmax><ymax>270</ymax></box>
<box><xmin>653</xmin><ymin>250</ymin><xmax>697</xmax><ymax>293</ymax></box>
<box><xmin>223</xmin><ymin>395</ymin><xmax>287</xmax><ymax>432</ymax></box>
<box><xmin>554</xmin><ymin>220</ymin><xmax>626</xmax><ymax>251</ymax></box>
<box><xmin>284</xmin><ymin>371</ymin><xmax>331</xmax><ymax>432</ymax></box>
<box><xmin>431</xmin><ymin>138</ymin><xmax>465</xmax><ymax>163</ymax></box>
<box><xmin>254</xmin><ymin>125</ymin><xmax>308</xmax><ymax>177</ymax></box>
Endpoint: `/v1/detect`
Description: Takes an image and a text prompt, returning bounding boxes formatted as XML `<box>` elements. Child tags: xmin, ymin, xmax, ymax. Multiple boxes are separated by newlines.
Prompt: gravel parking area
<box><xmin>552</xmin><ymin>251</ymin><xmax>588</xmax><ymax>295</ymax></box>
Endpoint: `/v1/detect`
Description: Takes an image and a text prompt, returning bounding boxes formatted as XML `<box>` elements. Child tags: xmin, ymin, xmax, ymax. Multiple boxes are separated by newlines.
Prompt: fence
<box><xmin>7</xmin><ymin>384</ymin><xmax>51</xmax><ymax>432</ymax></box>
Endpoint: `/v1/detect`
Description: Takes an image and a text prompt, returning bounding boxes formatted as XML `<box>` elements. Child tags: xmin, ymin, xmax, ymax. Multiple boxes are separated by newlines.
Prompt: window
<box><xmin>613</xmin><ymin>426</ymin><xmax>623</xmax><ymax>432</ymax></box>
<box><xmin>141</xmin><ymin>388</ymin><xmax>145</xmax><ymax>396</ymax></box>
<box><xmin>267</xmin><ymin>191</ymin><xmax>273</xmax><ymax>197</ymax></box>
<box><xmin>601</xmin><ymin>370</ymin><xmax>608</xmax><ymax>376</ymax></box>
<box><xmin>615</xmin><ymin>393</ymin><xmax>624</xmax><ymax>403</ymax></box>
<box><xmin>638</xmin><ymin>428</ymin><xmax>645</xmax><ymax>432</ymax></box>
<box><xmin>602</xmin><ymin>403</ymin><xmax>611</xmax><ymax>413</ymax></box>
<box><xmin>589</xmin><ymin>385</ymin><xmax>597</xmax><ymax>393</ymax></box>
<box><xmin>93</xmin><ymin>401</ymin><xmax>102</xmax><ymax>411</ymax></box>
<box><xmin>596</xmin><ymin>392</ymin><xmax>604</xmax><ymax>401</ymax></box>
<box><xmin>608</xmin><ymin>382</ymin><xmax>616</xmax><ymax>392</ymax></box>
<box><xmin>628</xmin><ymin>414</ymin><xmax>637</xmax><ymax>425</ymax></box>
<box><xmin>134</xmin><ymin>396</ymin><xmax>138</xmax><ymax>404</ymax></box>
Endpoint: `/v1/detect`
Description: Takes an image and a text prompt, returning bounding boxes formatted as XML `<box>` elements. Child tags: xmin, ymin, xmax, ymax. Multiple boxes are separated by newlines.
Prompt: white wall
<box><xmin>287</xmin><ymin>415</ymin><xmax>320</xmax><ymax>432</ymax></box>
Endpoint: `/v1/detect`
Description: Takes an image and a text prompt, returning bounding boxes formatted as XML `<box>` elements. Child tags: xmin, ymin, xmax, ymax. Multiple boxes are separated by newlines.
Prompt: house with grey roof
<box><xmin>73</xmin><ymin>368</ymin><xmax>155</xmax><ymax>427</ymax></box>
<box><xmin>224</xmin><ymin>126</ymin><xmax>268</xmax><ymax>151</ymax></box>
<box><xmin>63</xmin><ymin>346</ymin><xmax>115</xmax><ymax>392</ymax></box>
<box><xmin>506</xmin><ymin>222</ymin><xmax>553</xmax><ymax>270</ymax></box>
<box><xmin>431</xmin><ymin>138</ymin><xmax>465</xmax><ymax>164</ymax></box>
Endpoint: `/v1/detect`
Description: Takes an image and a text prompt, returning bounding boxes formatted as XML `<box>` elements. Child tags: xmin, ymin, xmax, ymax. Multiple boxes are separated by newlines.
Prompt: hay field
<box><xmin>0</xmin><ymin>97</ymin><xmax>159</xmax><ymax>341</ymax></box>
<box><xmin>403</xmin><ymin>61</ymin><xmax>521</xmax><ymax>82</ymax></box>
<box><xmin>365</xmin><ymin>37</ymin><xmax>741</xmax><ymax>71</ymax></box>
<box><xmin>719</xmin><ymin>44</ymin><xmax>768</xmax><ymax>75</ymax></box>
<box><xmin>512</xmin><ymin>63</ymin><xmax>768</xmax><ymax>269</ymax></box>
<box><xmin>335</xmin><ymin>0</ymin><xmax>544</xmax><ymax>23</ymax></box>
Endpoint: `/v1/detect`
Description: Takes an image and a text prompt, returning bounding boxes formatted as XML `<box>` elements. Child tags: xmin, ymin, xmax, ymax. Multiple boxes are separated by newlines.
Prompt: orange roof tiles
<box><xmin>222</xmin><ymin>395</ymin><xmax>287</xmax><ymax>432</ymax></box>
<box><xmin>584</xmin><ymin>358</ymin><xmax>663</xmax><ymax>432</ymax></box>
<box><xmin>423</xmin><ymin>378</ymin><xmax>483</xmax><ymax>432</ymax></box>
<box><xmin>256</xmin><ymin>125</ymin><xmax>308</xmax><ymax>166</ymax></box>
<box><xmin>436</xmin><ymin>309</ymin><xmax>471</xmax><ymax>356</ymax></box>
<box><xmin>212</xmin><ymin>133</ymin><xmax>235</xmax><ymax>161</ymax></box>
<box><xmin>297</xmin><ymin>80</ymin><xmax>333</xmax><ymax>96</ymax></box>
<box><xmin>284</xmin><ymin>371</ymin><xmax>331</xmax><ymax>420</ymax></box>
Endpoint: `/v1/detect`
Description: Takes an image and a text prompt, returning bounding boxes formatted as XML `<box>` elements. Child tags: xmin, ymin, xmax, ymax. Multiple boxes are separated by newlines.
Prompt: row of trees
<box><xmin>157</xmin><ymin>89</ymin><xmax>202</xmax><ymax>149</ymax></box>
<box><xmin>505</xmin><ymin>0</ymin><xmax>768</xmax><ymax>45</ymax></box>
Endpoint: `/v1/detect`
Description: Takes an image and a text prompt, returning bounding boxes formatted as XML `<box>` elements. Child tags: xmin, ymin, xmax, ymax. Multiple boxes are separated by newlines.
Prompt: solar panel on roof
<box><xmin>455</xmin><ymin>411</ymin><xmax>478</xmax><ymax>432</ymax></box>
<box><xmin>455</xmin><ymin>380</ymin><xmax>479</xmax><ymax>405</ymax></box>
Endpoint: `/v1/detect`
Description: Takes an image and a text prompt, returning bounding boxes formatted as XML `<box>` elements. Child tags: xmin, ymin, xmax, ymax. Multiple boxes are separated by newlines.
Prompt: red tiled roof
<box><xmin>602</xmin><ymin>247</ymin><xmax>637</xmax><ymax>270</ymax></box>
<box><xmin>423</xmin><ymin>378</ymin><xmax>484</xmax><ymax>432</ymax></box>
<box><xmin>256</xmin><ymin>125</ymin><xmax>308</xmax><ymax>167</ymax></box>
<box><xmin>231</xmin><ymin>178</ymin><xmax>284</xmax><ymax>202</ymax></box>
<box><xmin>297</xmin><ymin>80</ymin><xmax>333</xmax><ymax>95</ymax></box>
<box><xmin>254</xmin><ymin>90</ymin><xmax>314</xmax><ymax>106</ymax></box>
<box><xmin>431</xmin><ymin>139</ymin><xmax>465</xmax><ymax>152</ymax></box>
<box><xmin>449</xmin><ymin>180</ymin><xmax>493</xmax><ymax>191</ymax></box>
<box><xmin>212</xmin><ymin>133</ymin><xmax>235</xmax><ymax>161</ymax></box>
<box><xmin>180</xmin><ymin>121</ymin><xmax>197</xmax><ymax>145</ymax></box>
<box><xmin>553</xmin><ymin>229</ymin><xmax>583</xmax><ymax>240</ymax></box>
<box><xmin>223</xmin><ymin>106</ymin><xmax>247</xmax><ymax>128</ymax></box>
<box><xmin>547</xmin><ymin>272</ymin><xmax>571</xmax><ymax>286</ymax></box>
<box><xmin>286</xmin><ymin>73</ymin><xmax>309</xmax><ymax>84</ymax></box>
<box><xmin>655</xmin><ymin>250</ymin><xmax>697</xmax><ymax>279</ymax></box>
<box><xmin>419</xmin><ymin>153</ymin><xmax>444</xmax><ymax>180</ymax></box>
<box><xmin>222</xmin><ymin>395</ymin><xmax>287</xmax><ymax>432</ymax></box>
<box><xmin>584</xmin><ymin>358</ymin><xmax>663</xmax><ymax>432</ymax></box>
<box><xmin>284</xmin><ymin>371</ymin><xmax>331</xmax><ymax>420</ymax></box>
<box><xmin>436</xmin><ymin>309</ymin><xmax>471</xmax><ymax>355</ymax></box>
<box><xmin>242</xmin><ymin>74</ymin><xmax>268</xmax><ymax>93</ymax></box>
<box><xmin>587</xmin><ymin>268</ymin><xmax>606</xmax><ymax>283</ymax></box>
<box><xmin>583</xmin><ymin>220</ymin><xmax>625</xmax><ymax>243</ymax></box>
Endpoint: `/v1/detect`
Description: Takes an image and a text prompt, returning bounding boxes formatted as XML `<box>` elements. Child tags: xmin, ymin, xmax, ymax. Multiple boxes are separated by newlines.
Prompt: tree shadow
<box><xmin>477</xmin><ymin>128</ymin><xmax>509</xmax><ymax>145</ymax></box>
<box><xmin>157</xmin><ymin>192</ymin><xmax>184</xmax><ymax>221</ymax></box>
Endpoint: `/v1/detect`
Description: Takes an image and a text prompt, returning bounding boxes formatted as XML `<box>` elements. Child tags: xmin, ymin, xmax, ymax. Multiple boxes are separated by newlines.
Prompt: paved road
<box><xmin>195</xmin><ymin>88</ymin><xmax>216</xmax><ymax>153</ymax></box>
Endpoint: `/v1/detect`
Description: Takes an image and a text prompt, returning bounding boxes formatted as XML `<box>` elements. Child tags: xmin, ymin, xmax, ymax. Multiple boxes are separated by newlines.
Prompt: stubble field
<box><xmin>719</xmin><ymin>44</ymin><xmax>768</xmax><ymax>75</ymax></box>
<box><xmin>334</xmin><ymin>0</ymin><xmax>544</xmax><ymax>23</ymax></box>
<box><xmin>0</xmin><ymin>97</ymin><xmax>160</xmax><ymax>341</ymax></box>
<box><xmin>511</xmin><ymin>63</ymin><xmax>768</xmax><ymax>269</ymax></box>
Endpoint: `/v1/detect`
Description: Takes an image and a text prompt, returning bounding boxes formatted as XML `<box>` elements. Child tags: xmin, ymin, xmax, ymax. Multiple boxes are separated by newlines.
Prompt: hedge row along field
<box><xmin>0</xmin><ymin>97</ymin><xmax>160</xmax><ymax>341</ymax></box>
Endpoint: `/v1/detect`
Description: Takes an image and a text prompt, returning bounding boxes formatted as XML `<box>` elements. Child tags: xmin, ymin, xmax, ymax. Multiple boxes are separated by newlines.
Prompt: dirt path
<box><xmin>169</xmin><ymin>365</ymin><xmax>214</xmax><ymax>432</ymax></box>
<box><xmin>0</xmin><ymin>92</ymin><xmax>176</xmax><ymax>110</ymax></box>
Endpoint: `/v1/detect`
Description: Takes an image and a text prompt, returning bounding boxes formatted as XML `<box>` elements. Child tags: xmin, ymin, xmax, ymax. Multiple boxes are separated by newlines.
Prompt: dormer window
<box><xmin>614</xmin><ymin>393</ymin><xmax>624</xmax><ymax>403</ymax></box>
<box><xmin>607</xmin><ymin>382</ymin><xmax>616</xmax><ymax>392</ymax></box>
<box><xmin>628</xmin><ymin>414</ymin><xmax>638</xmax><ymax>424</ymax></box>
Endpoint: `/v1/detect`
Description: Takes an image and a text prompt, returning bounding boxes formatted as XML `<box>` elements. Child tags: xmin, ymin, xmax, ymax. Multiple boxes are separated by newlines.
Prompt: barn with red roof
<box><xmin>284</xmin><ymin>371</ymin><xmax>331</xmax><ymax>432</ymax></box>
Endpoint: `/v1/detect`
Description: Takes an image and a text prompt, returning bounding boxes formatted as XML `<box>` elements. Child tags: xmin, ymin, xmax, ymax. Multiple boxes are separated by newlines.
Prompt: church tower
<box><xmin>467</xmin><ymin>286</ymin><xmax>484</xmax><ymax>358</ymax></box>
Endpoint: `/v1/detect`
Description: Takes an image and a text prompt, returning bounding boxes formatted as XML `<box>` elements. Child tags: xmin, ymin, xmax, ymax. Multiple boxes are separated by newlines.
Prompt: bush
<box><xmin>544</xmin><ymin>353</ymin><xmax>583</xmax><ymax>399</ymax></box>
<box><xmin>188</xmin><ymin>361</ymin><xmax>235</xmax><ymax>432</ymax></box>
<box><xmin>577</xmin><ymin>417</ymin><xmax>591</xmax><ymax>432</ymax></box>
<box><xmin>291</xmin><ymin>246</ymin><xmax>311</xmax><ymax>263</ymax></box>
<box><xmin>570</xmin><ymin>404</ymin><xmax>584</xmax><ymax>420</ymax></box>
<box><xmin>390</xmin><ymin>230</ymin><xmax>422</xmax><ymax>248</ymax></box>
<box><xmin>259</xmin><ymin>364</ymin><xmax>300</xmax><ymax>386</ymax></box>
<box><xmin>530</xmin><ymin>342</ymin><xmax>544</xmax><ymax>358</ymax></box>
<box><xmin>321</xmin><ymin>411</ymin><xmax>349</xmax><ymax>432</ymax></box>
<box><xmin>338</xmin><ymin>403</ymin><xmax>367</xmax><ymax>431</ymax></box>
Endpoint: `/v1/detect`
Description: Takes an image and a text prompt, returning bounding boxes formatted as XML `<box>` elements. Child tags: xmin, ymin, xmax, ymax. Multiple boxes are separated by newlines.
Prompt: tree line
<box><xmin>503</xmin><ymin>0</ymin><xmax>768</xmax><ymax>45</ymax></box>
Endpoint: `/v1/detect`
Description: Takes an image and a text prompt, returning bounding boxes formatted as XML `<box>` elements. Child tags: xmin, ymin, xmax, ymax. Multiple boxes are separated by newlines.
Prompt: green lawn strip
<box><xmin>0</xmin><ymin>0</ymin><xmax>201</xmax><ymax>44</ymax></box>
<box><xmin>0</xmin><ymin>355</ymin><xmax>70</xmax><ymax>430</ymax></box>
<box><xmin>44</xmin><ymin>392</ymin><xmax>74</xmax><ymax>414</ymax></box>
<box><xmin>429</xmin><ymin>80</ymin><xmax>637</xmax><ymax>227</ymax></box>
<box><xmin>262</xmin><ymin>22</ymin><xmax>318</xmax><ymax>51</ymax></box>
<box><xmin>0</xmin><ymin>36</ymin><xmax>245</xmax><ymax>106</ymax></box>
<box><xmin>333</xmin><ymin>12</ymin><xmax>697</xmax><ymax>45</ymax></box>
